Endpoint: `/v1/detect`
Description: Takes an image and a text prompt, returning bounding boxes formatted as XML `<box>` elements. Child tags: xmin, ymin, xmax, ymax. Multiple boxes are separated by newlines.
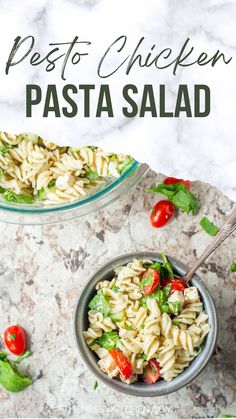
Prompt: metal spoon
<box><xmin>182</xmin><ymin>206</ymin><xmax>236</xmax><ymax>284</ymax></box>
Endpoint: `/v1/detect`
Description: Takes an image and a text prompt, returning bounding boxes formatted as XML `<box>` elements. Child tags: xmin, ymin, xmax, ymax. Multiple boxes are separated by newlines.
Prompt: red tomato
<box><xmin>162</xmin><ymin>278</ymin><xmax>186</xmax><ymax>294</ymax></box>
<box><xmin>150</xmin><ymin>200</ymin><xmax>175</xmax><ymax>228</ymax></box>
<box><xmin>141</xmin><ymin>269</ymin><xmax>160</xmax><ymax>295</ymax></box>
<box><xmin>164</xmin><ymin>177</ymin><xmax>191</xmax><ymax>190</ymax></box>
<box><xmin>143</xmin><ymin>359</ymin><xmax>161</xmax><ymax>384</ymax></box>
<box><xmin>4</xmin><ymin>325</ymin><xmax>26</xmax><ymax>355</ymax></box>
<box><xmin>109</xmin><ymin>350</ymin><xmax>133</xmax><ymax>380</ymax></box>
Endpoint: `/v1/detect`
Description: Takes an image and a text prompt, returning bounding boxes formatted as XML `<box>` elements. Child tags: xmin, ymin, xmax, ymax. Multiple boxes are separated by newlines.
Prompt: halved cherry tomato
<box><xmin>4</xmin><ymin>325</ymin><xmax>26</xmax><ymax>355</ymax></box>
<box><xmin>141</xmin><ymin>269</ymin><xmax>160</xmax><ymax>295</ymax></box>
<box><xmin>109</xmin><ymin>350</ymin><xmax>133</xmax><ymax>380</ymax></box>
<box><xmin>162</xmin><ymin>278</ymin><xmax>186</xmax><ymax>294</ymax></box>
<box><xmin>150</xmin><ymin>200</ymin><xmax>175</xmax><ymax>228</ymax></box>
<box><xmin>143</xmin><ymin>359</ymin><xmax>161</xmax><ymax>384</ymax></box>
<box><xmin>164</xmin><ymin>177</ymin><xmax>191</xmax><ymax>190</ymax></box>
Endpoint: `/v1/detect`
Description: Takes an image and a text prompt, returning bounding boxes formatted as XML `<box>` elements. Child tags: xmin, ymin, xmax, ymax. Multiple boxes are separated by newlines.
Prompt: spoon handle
<box><xmin>185</xmin><ymin>206</ymin><xmax>236</xmax><ymax>284</ymax></box>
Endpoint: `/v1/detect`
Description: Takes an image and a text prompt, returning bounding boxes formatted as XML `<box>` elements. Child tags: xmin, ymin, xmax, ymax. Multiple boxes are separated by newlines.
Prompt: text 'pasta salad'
<box><xmin>83</xmin><ymin>253</ymin><xmax>210</xmax><ymax>384</ymax></box>
<box><xmin>0</xmin><ymin>132</ymin><xmax>134</xmax><ymax>205</ymax></box>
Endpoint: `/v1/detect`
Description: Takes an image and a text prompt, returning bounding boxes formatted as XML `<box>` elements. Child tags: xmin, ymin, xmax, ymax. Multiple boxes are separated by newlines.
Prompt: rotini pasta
<box><xmin>0</xmin><ymin>132</ymin><xmax>134</xmax><ymax>205</ymax></box>
<box><xmin>83</xmin><ymin>255</ymin><xmax>210</xmax><ymax>384</ymax></box>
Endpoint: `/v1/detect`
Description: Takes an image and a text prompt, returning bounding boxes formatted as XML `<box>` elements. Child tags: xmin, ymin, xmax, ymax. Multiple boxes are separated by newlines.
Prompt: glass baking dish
<box><xmin>0</xmin><ymin>162</ymin><xmax>149</xmax><ymax>225</ymax></box>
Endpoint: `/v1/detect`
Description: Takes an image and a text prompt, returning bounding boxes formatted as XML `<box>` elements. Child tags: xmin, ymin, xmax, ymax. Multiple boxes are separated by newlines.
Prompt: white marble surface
<box><xmin>0</xmin><ymin>170</ymin><xmax>235</xmax><ymax>418</ymax></box>
<box><xmin>0</xmin><ymin>0</ymin><xmax>235</xmax><ymax>199</ymax></box>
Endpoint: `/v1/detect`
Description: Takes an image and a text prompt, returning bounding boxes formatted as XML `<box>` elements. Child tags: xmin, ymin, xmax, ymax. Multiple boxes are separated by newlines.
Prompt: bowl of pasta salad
<box><xmin>0</xmin><ymin>132</ymin><xmax>148</xmax><ymax>224</ymax></box>
<box><xmin>74</xmin><ymin>252</ymin><xmax>218</xmax><ymax>396</ymax></box>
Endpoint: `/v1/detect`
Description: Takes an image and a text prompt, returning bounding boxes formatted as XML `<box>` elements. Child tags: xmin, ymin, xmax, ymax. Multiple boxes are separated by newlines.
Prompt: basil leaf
<box><xmin>86</xmin><ymin>170</ymin><xmax>99</xmax><ymax>182</ymax></box>
<box><xmin>140</xmin><ymin>271</ymin><xmax>154</xmax><ymax>288</ymax></box>
<box><xmin>200</xmin><ymin>217</ymin><xmax>219</xmax><ymax>236</ymax></box>
<box><xmin>48</xmin><ymin>179</ymin><xmax>56</xmax><ymax>188</ymax></box>
<box><xmin>0</xmin><ymin>145</ymin><xmax>8</xmax><ymax>156</ymax></box>
<box><xmin>168</xmin><ymin>301</ymin><xmax>181</xmax><ymax>315</ymax></box>
<box><xmin>13</xmin><ymin>350</ymin><xmax>32</xmax><ymax>366</ymax></box>
<box><xmin>163</xmin><ymin>285</ymin><xmax>171</xmax><ymax>299</ymax></box>
<box><xmin>149</xmin><ymin>261</ymin><xmax>161</xmax><ymax>272</ymax></box>
<box><xmin>88</xmin><ymin>290</ymin><xmax>110</xmax><ymax>316</ymax></box>
<box><xmin>1</xmin><ymin>189</ymin><xmax>35</xmax><ymax>204</ymax></box>
<box><xmin>147</xmin><ymin>183</ymin><xmax>199</xmax><ymax>215</ymax></box>
<box><xmin>0</xmin><ymin>359</ymin><xmax>32</xmax><ymax>392</ymax></box>
<box><xmin>230</xmin><ymin>263</ymin><xmax>236</xmax><ymax>272</ymax></box>
<box><xmin>118</xmin><ymin>157</ymin><xmax>134</xmax><ymax>174</ymax></box>
<box><xmin>159</xmin><ymin>304</ymin><xmax>171</xmax><ymax>313</ymax></box>
<box><xmin>96</xmin><ymin>332</ymin><xmax>119</xmax><ymax>350</ymax></box>
<box><xmin>37</xmin><ymin>187</ymin><xmax>47</xmax><ymax>201</ymax></box>
<box><xmin>93</xmin><ymin>380</ymin><xmax>98</xmax><ymax>390</ymax></box>
<box><xmin>161</xmin><ymin>252</ymin><xmax>174</xmax><ymax>279</ymax></box>
<box><xmin>0</xmin><ymin>352</ymin><xmax>8</xmax><ymax>361</ymax></box>
<box><xmin>111</xmin><ymin>286</ymin><xmax>121</xmax><ymax>293</ymax></box>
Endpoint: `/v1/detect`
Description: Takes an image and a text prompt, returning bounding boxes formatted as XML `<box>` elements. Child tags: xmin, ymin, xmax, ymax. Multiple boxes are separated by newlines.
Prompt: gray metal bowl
<box><xmin>74</xmin><ymin>252</ymin><xmax>218</xmax><ymax>397</ymax></box>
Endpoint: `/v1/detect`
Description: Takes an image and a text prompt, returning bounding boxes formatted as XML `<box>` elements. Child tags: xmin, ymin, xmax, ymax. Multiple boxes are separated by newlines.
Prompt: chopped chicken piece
<box><xmin>55</xmin><ymin>174</ymin><xmax>75</xmax><ymax>190</ymax></box>
<box><xmin>184</xmin><ymin>287</ymin><xmax>200</xmax><ymax>304</ymax></box>
<box><xmin>168</xmin><ymin>290</ymin><xmax>184</xmax><ymax>308</ymax></box>
<box><xmin>98</xmin><ymin>354</ymin><xmax>119</xmax><ymax>378</ymax></box>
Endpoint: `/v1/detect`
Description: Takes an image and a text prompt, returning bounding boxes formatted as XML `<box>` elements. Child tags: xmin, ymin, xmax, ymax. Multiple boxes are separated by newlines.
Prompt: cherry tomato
<box><xmin>4</xmin><ymin>325</ymin><xmax>26</xmax><ymax>355</ymax></box>
<box><xmin>143</xmin><ymin>359</ymin><xmax>161</xmax><ymax>384</ymax></box>
<box><xmin>162</xmin><ymin>278</ymin><xmax>186</xmax><ymax>294</ymax></box>
<box><xmin>141</xmin><ymin>269</ymin><xmax>160</xmax><ymax>295</ymax></box>
<box><xmin>109</xmin><ymin>350</ymin><xmax>133</xmax><ymax>380</ymax></box>
<box><xmin>150</xmin><ymin>200</ymin><xmax>175</xmax><ymax>228</ymax></box>
<box><xmin>164</xmin><ymin>177</ymin><xmax>191</xmax><ymax>190</ymax></box>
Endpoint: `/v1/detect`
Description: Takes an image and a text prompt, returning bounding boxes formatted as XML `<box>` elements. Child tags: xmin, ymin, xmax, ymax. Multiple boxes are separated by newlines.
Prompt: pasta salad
<box><xmin>0</xmin><ymin>132</ymin><xmax>134</xmax><ymax>205</ymax></box>
<box><xmin>83</xmin><ymin>254</ymin><xmax>210</xmax><ymax>384</ymax></box>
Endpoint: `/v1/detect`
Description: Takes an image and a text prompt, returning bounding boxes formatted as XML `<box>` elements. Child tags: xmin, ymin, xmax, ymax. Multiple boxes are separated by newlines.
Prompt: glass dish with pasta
<box><xmin>0</xmin><ymin>132</ymin><xmax>148</xmax><ymax>224</ymax></box>
<box><xmin>83</xmin><ymin>253</ymin><xmax>211</xmax><ymax>385</ymax></box>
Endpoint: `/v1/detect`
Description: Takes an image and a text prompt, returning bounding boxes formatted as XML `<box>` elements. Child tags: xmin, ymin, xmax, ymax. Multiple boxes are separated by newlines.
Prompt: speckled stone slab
<box><xmin>0</xmin><ymin>170</ymin><xmax>235</xmax><ymax>418</ymax></box>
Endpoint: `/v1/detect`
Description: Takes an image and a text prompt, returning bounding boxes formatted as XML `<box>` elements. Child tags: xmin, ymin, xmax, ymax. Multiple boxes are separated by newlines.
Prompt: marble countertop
<box><xmin>0</xmin><ymin>169</ymin><xmax>235</xmax><ymax>418</ymax></box>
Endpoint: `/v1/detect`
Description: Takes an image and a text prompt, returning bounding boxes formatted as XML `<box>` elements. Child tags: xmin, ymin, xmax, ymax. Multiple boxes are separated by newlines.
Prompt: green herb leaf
<box><xmin>172</xmin><ymin>319</ymin><xmax>179</xmax><ymax>325</ymax></box>
<box><xmin>230</xmin><ymin>263</ymin><xmax>236</xmax><ymax>272</ymax></box>
<box><xmin>1</xmin><ymin>189</ymin><xmax>35</xmax><ymax>204</ymax></box>
<box><xmin>0</xmin><ymin>359</ymin><xmax>32</xmax><ymax>392</ymax></box>
<box><xmin>168</xmin><ymin>301</ymin><xmax>181</xmax><ymax>315</ymax></box>
<box><xmin>149</xmin><ymin>261</ymin><xmax>161</xmax><ymax>272</ymax></box>
<box><xmin>147</xmin><ymin>183</ymin><xmax>199</xmax><ymax>215</ymax></box>
<box><xmin>93</xmin><ymin>380</ymin><xmax>98</xmax><ymax>390</ymax></box>
<box><xmin>198</xmin><ymin>337</ymin><xmax>207</xmax><ymax>355</ymax></box>
<box><xmin>163</xmin><ymin>285</ymin><xmax>171</xmax><ymax>299</ymax></box>
<box><xmin>111</xmin><ymin>286</ymin><xmax>121</xmax><ymax>293</ymax></box>
<box><xmin>86</xmin><ymin>170</ymin><xmax>99</xmax><ymax>182</ymax></box>
<box><xmin>159</xmin><ymin>304</ymin><xmax>171</xmax><ymax>313</ymax></box>
<box><xmin>0</xmin><ymin>352</ymin><xmax>8</xmax><ymax>361</ymax></box>
<box><xmin>140</xmin><ymin>271</ymin><xmax>154</xmax><ymax>288</ymax></box>
<box><xmin>118</xmin><ymin>157</ymin><xmax>134</xmax><ymax>174</ymax></box>
<box><xmin>37</xmin><ymin>187</ymin><xmax>47</xmax><ymax>201</ymax></box>
<box><xmin>88</xmin><ymin>290</ymin><xmax>110</xmax><ymax>316</ymax></box>
<box><xmin>200</xmin><ymin>217</ymin><xmax>219</xmax><ymax>236</ymax></box>
<box><xmin>13</xmin><ymin>350</ymin><xmax>32</xmax><ymax>366</ymax></box>
<box><xmin>0</xmin><ymin>144</ymin><xmax>8</xmax><ymax>156</ymax></box>
<box><xmin>48</xmin><ymin>179</ymin><xmax>56</xmax><ymax>188</ymax></box>
<box><xmin>96</xmin><ymin>332</ymin><xmax>119</xmax><ymax>350</ymax></box>
<box><xmin>9</xmin><ymin>334</ymin><xmax>16</xmax><ymax>341</ymax></box>
<box><xmin>161</xmin><ymin>252</ymin><xmax>174</xmax><ymax>279</ymax></box>
<box><xmin>123</xmin><ymin>325</ymin><xmax>133</xmax><ymax>331</ymax></box>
